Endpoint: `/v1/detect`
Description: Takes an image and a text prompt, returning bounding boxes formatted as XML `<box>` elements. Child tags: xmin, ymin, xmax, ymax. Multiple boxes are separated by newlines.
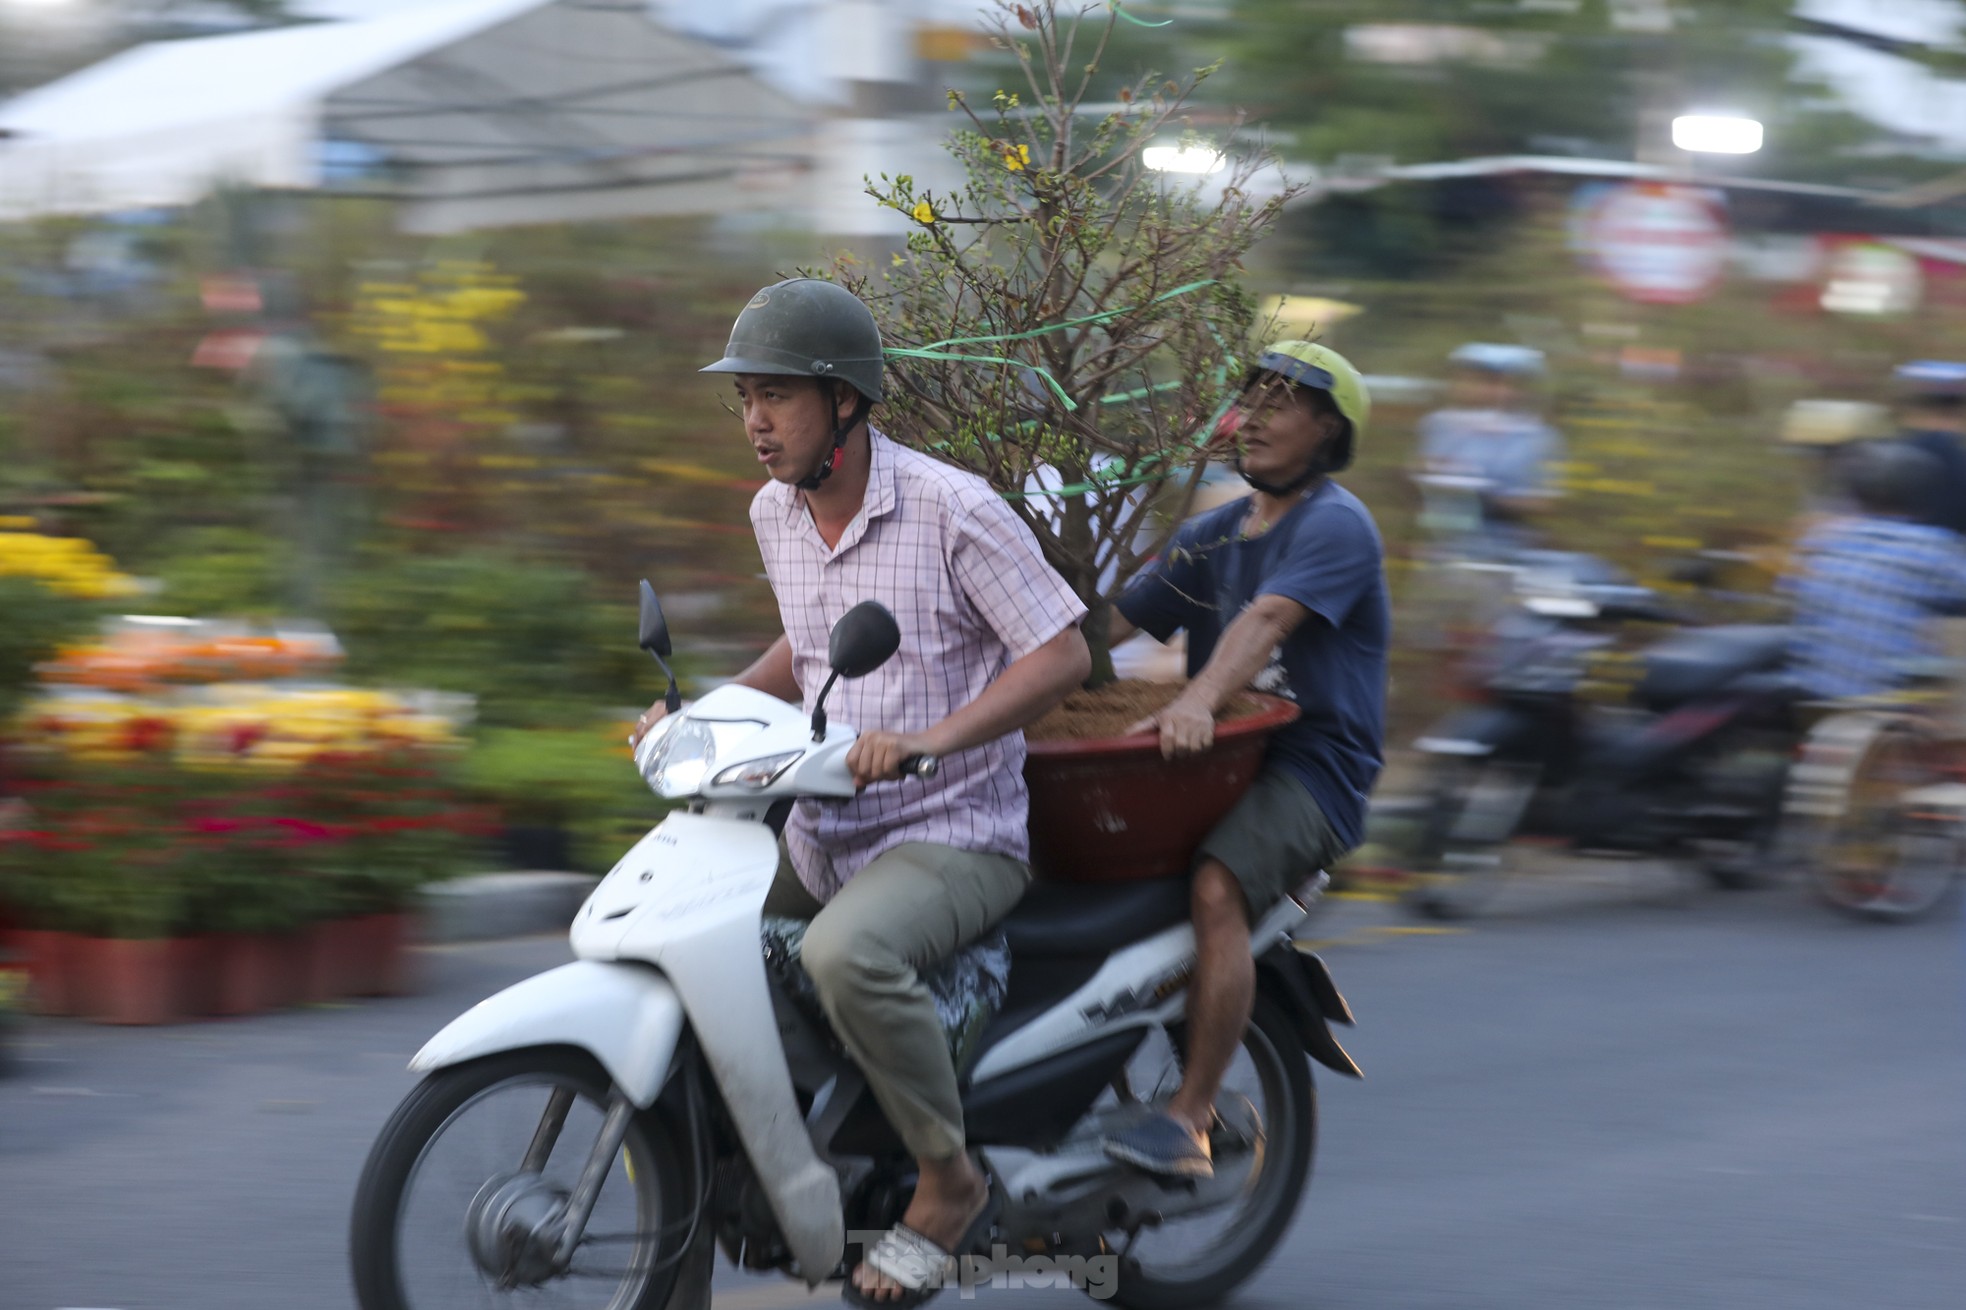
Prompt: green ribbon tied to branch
<box><xmin>884</xmin><ymin>278</ymin><xmax>1220</xmax><ymax>412</ymax></box>
<box><xmin>1108</xmin><ymin>1</ymin><xmax>1173</xmax><ymax>28</ymax></box>
<box><xmin>885</xmin><ymin>278</ymin><xmax>1246</xmax><ymax>499</ymax></box>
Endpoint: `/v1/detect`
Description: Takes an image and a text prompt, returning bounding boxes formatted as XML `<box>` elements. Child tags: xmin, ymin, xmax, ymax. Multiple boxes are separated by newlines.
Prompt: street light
<box><xmin>1671</xmin><ymin>114</ymin><xmax>1763</xmax><ymax>155</ymax></box>
<box><xmin>1142</xmin><ymin>145</ymin><xmax>1226</xmax><ymax>175</ymax></box>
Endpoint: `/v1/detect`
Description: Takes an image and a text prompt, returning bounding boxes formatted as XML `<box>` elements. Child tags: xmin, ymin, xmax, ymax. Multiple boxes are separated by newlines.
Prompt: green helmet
<box><xmin>700</xmin><ymin>278</ymin><xmax>885</xmax><ymax>404</ymax></box>
<box><xmin>1247</xmin><ymin>340</ymin><xmax>1371</xmax><ymax>447</ymax></box>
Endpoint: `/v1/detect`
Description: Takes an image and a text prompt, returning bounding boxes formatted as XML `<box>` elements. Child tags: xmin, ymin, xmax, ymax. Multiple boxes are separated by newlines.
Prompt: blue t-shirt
<box><xmin>1116</xmin><ymin>482</ymin><xmax>1389</xmax><ymax>847</ymax></box>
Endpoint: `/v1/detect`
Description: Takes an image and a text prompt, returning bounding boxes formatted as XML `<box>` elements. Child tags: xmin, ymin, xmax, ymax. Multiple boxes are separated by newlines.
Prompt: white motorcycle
<box><xmin>350</xmin><ymin>586</ymin><xmax>1360</xmax><ymax>1310</ymax></box>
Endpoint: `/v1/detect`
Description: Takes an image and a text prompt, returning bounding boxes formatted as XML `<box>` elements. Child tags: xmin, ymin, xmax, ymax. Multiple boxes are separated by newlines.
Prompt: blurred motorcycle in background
<box><xmin>1401</xmin><ymin>549</ymin><xmax>1804</xmax><ymax>919</ymax></box>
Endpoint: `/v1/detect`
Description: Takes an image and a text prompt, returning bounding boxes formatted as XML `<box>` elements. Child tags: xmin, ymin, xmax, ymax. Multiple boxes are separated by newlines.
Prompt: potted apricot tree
<box><xmin>849</xmin><ymin>1</ymin><xmax>1306</xmax><ymax>880</ymax></box>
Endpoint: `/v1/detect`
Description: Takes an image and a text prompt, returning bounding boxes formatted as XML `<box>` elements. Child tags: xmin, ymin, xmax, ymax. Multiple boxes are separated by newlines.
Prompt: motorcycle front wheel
<box><xmin>350</xmin><ymin>1049</ymin><xmax>692</xmax><ymax>1310</ymax></box>
<box><xmin>1402</xmin><ymin>756</ymin><xmax>1538</xmax><ymax>921</ymax></box>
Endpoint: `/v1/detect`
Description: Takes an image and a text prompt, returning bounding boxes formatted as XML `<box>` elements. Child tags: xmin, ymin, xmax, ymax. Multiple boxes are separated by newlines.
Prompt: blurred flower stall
<box><xmin>0</xmin><ymin>526</ymin><xmax>498</xmax><ymax>1023</ymax></box>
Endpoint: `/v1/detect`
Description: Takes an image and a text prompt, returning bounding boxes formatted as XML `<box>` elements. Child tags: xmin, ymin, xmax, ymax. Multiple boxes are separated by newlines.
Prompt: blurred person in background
<box><xmin>1784</xmin><ymin>439</ymin><xmax>1966</xmax><ymax>701</ymax></box>
<box><xmin>1412</xmin><ymin>343</ymin><xmax>1565</xmax><ymax>555</ymax></box>
<box><xmin>1894</xmin><ymin>360</ymin><xmax>1966</xmax><ymax>538</ymax></box>
<box><xmin>1099</xmin><ymin>342</ymin><xmax>1386</xmax><ymax>1179</ymax></box>
<box><xmin>1779</xmin><ymin>397</ymin><xmax>1891</xmax><ymax>521</ymax></box>
<box><xmin>632</xmin><ymin>278</ymin><xmax>1090</xmax><ymax>1305</ymax></box>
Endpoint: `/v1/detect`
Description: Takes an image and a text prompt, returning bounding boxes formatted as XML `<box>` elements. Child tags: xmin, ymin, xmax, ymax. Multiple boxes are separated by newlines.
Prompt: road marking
<box><xmin>1294</xmin><ymin>924</ymin><xmax>1468</xmax><ymax>951</ymax></box>
<box><xmin>31</xmin><ymin>1086</ymin><xmax>133</xmax><ymax>1098</ymax></box>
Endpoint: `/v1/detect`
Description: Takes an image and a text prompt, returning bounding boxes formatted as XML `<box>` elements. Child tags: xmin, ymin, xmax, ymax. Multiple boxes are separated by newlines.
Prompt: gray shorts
<box><xmin>1195</xmin><ymin>767</ymin><xmax>1349</xmax><ymax>914</ymax></box>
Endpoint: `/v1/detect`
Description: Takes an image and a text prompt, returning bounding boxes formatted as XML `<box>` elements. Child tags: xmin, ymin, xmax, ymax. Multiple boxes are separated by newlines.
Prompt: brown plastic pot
<box><xmin>346</xmin><ymin>912</ymin><xmax>415</xmax><ymax>998</ymax></box>
<box><xmin>75</xmin><ymin>937</ymin><xmax>196</xmax><ymax>1026</ymax></box>
<box><xmin>1023</xmin><ymin>692</ymin><xmax>1300</xmax><ymax>883</ymax></box>
<box><xmin>18</xmin><ymin>929</ymin><xmax>81</xmax><ymax>1017</ymax></box>
<box><xmin>212</xmin><ymin>932</ymin><xmax>289</xmax><ymax>1017</ymax></box>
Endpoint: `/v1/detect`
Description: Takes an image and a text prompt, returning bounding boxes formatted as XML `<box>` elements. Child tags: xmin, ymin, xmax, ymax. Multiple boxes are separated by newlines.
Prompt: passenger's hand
<box><xmin>847</xmin><ymin>731</ymin><xmax>937</xmax><ymax>788</ymax></box>
<box><xmin>1127</xmin><ymin>692</ymin><xmax>1216</xmax><ymax>760</ymax></box>
<box><xmin>628</xmin><ymin>701</ymin><xmax>671</xmax><ymax>748</ymax></box>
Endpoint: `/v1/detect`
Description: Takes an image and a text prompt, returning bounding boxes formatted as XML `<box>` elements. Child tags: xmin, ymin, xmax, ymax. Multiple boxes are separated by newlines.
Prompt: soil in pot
<box><xmin>1026</xmin><ymin>679</ymin><xmax>1263</xmax><ymax>742</ymax></box>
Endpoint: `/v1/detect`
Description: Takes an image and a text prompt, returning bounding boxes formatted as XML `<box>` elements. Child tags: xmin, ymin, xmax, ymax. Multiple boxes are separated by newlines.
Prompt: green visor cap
<box><xmin>1246</xmin><ymin>339</ymin><xmax>1371</xmax><ymax>444</ymax></box>
<box><xmin>1254</xmin><ymin>351</ymin><xmax>1337</xmax><ymax>391</ymax></box>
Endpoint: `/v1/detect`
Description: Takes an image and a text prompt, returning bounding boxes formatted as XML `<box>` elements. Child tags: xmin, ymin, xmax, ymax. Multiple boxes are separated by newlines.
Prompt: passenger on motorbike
<box><xmin>1099</xmin><ymin>341</ymin><xmax>1388</xmax><ymax>1178</ymax></box>
<box><xmin>1784</xmin><ymin>438</ymin><xmax>1966</xmax><ymax>700</ymax></box>
<box><xmin>1893</xmin><ymin>360</ymin><xmax>1966</xmax><ymax>537</ymax></box>
<box><xmin>630</xmin><ymin>279</ymin><xmax>1091</xmax><ymax>1305</ymax></box>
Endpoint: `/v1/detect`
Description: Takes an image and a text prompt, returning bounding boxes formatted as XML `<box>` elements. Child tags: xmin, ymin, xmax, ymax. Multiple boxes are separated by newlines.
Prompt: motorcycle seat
<box><xmin>1636</xmin><ymin>625</ymin><xmax>1792</xmax><ymax>709</ymax></box>
<box><xmin>1000</xmin><ymin>876</ymin><xmax>1194</xmax><ymax>957</ymax></box>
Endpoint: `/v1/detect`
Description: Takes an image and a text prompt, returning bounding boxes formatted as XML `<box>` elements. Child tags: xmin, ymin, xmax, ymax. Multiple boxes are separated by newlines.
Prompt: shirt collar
<box><xmin>782</xmin><ymin>427</ymin><xmax>899</xmax><ymax>547</ymax></box>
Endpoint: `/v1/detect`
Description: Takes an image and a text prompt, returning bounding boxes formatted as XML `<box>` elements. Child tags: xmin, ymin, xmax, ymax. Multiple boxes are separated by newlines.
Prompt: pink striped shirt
<box><xmin>751</xmin><ymin>430</ymin><xmax>1088</xmax><ymax>900</ymax></box>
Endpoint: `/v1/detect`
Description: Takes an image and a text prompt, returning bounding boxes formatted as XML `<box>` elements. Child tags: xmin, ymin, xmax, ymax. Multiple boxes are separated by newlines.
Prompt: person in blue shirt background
<box><xmin>1099</xmin><ymin>340</ymin><xmax>1388</xmax><ymax>1179</ymax></box>
<box><xmin>1785</xmin><ymin>438</ymin><xmax>1966</xmax><ymax>700</ymax></box>
<box><xmin>1412</xmin><ymin>342</ymin><xmax>1565</xmax><ymax>553</ymax></box>
<box><xmin>1892</xmin><ymin>360</ymin><xmax>1966</xmax><ymax>538</ymax></box>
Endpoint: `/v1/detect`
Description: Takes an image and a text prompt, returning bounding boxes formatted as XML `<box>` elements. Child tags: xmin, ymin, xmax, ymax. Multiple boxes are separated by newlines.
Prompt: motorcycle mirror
<box><xmin>637</xmin><ymin>580</ymin><xmax>681</xmax><ymax>713</ymax></box>
<box><xmin>810</xmin><ymin>601</ymin><xmax>900</xmax><ymax>742</ymax></box>
<box><xmin>828</xmin><ymin>601</ymin><xmax>901</xmax><ymax>679</ymax></box>
<box><xmin>638</xmin><ymin>580</ymin><xmax>672</xmax><ymax>658</ymax></box>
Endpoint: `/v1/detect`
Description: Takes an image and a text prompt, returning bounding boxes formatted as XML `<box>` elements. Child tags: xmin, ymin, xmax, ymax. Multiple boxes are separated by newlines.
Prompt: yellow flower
<box><xmin>1004</xmin><ymin>144</ymin><xmax>1031</xmax><ymax>172</ymax></box>
<box><xmin>912</xmin><ymin>200</ymin><xmax>936</xmax><ymax>225</ymax></box>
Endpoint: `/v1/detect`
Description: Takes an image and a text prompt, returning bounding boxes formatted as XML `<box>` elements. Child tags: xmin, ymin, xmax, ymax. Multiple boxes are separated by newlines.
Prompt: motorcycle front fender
<box><xmin>411</xmin><ymin>960</ymin><xmax>684</xmax><ymax>1109</ymax></box>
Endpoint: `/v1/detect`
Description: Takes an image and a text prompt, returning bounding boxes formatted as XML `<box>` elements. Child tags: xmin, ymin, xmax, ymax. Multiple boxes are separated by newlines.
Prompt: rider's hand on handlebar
<box><xmin>847</xmin><ymin>731</ymin><xmax>937</xmax><ymax>788</ymax></box>
<box><xmin>1127</xmin><ymin>692</ymin><xmax>1216</xmax><ymax>760</ymax></box>
<box><xmin>628</xmin><ymin>701</ymin><xmax>671</xmax><ymax>748</ymax></box>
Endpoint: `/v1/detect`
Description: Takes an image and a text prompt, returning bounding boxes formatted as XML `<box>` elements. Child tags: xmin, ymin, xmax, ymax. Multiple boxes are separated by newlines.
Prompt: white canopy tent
<box><xmin>0</xmin><ymin>0</ymin><xmax>820</xmax><ymax>232</ymax></box>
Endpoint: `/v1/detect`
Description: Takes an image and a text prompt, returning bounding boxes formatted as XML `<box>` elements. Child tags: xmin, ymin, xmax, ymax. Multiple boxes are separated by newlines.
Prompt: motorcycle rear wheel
<box><xmin>1791</xmin><ymin>711</ymin><xmax>1963</xmax><ymax>923</ymax></box>
<box><xmin>1101</xmin><ymin>999</ymin><xmax>1314</xmax><ymax>1310</ymax></box>
<box><xmin>350</xmin><ymin>1049</ymin><xmax>691</xmax><ymax>1310</ymax></box>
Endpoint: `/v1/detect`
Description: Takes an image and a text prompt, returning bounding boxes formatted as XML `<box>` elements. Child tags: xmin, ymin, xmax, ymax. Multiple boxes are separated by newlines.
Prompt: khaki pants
<box><xmin>765</xmin><ymin>841</ymin><xmax>1030</xmax><ymax>1161</ymax></box>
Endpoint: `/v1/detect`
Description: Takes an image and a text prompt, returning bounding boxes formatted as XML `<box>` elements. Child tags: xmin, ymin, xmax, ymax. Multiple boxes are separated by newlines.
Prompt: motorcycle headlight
<box><xmin>711</xmin><ymin>751</ymin><xmax>804</xmax><ymax>790</ymax></box>
<box><xmin>639</xmin><ymin>716</ymin><xmax>768</xmax><ymax>797</ymax></box>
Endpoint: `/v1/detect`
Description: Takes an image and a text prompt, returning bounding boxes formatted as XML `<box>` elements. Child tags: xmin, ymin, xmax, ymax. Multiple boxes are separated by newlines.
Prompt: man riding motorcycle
<box><xmin>1893</xmin><ymin>360</ymin><xmax>1966</xmax><ymax>538</ymax></box>
<box><xmin>631</xmin><ymin>279</ymin><xmax>1090</xmax><ymax>1306</ymax></box>
<box><xmin>1101</xmin><ymin>341</ymin><xmax>1388</xmax><ymax>1178</ymax></box>
<box><xmin>1784</xmin><ymin>437</ymin><xmax>1966</xmax><ymax>701</ymax></box>
<box><xmin>1412</xmin><ymin>342</ymin><xmax>1565</xmax><ymax>552</ymax></box>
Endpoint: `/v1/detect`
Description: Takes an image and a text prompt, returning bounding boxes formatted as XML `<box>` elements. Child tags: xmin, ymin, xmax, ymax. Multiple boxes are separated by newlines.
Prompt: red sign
<box><xmin>1583</xmin><ymin>183</ymin><xmax>1729</xmax><ymax>305</ymax></box>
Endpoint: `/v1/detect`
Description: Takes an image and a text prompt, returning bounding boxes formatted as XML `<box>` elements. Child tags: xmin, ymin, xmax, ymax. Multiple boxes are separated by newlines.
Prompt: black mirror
<box><xmin>638</xmin><ymin>580</ymin><xmax>672</xmax><ymax>658</ymax></box>
<box><xmin>638</xmin><ymin>580</ymin><xmax>681</xmax><ymax>713</ymax></box>
<box><xmin>829</xmin><ymin>602</ymin><xmax>900</xmax><ymax>679</ymax></box>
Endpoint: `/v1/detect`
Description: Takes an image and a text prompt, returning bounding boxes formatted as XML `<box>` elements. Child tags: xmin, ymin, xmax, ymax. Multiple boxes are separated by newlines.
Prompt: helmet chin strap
<box><xmin>793</xmin><ymin>387</ymin><xmax>870</xmax><ymax>492</ymax></box>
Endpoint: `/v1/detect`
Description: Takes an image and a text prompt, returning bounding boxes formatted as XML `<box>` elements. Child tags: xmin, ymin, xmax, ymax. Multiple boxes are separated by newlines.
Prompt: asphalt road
<box><xmin>3</xmin><ymin>865</ymin><xmax>1961</xmax><ymax>1310</ymax></box>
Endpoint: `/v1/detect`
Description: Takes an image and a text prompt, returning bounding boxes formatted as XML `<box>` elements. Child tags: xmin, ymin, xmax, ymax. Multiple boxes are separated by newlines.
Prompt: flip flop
<box><xmin>842</xmin><ymin>1182</ymin><xmax>1002</xmax><ymax>1309</ymax></box>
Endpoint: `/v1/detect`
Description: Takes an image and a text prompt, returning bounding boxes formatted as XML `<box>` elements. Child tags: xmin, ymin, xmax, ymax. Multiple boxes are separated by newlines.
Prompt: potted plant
<box><xmin>851</xmin><ymin>1</ymin><xmax>1307</xmax><ymax>879</ymax></box>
